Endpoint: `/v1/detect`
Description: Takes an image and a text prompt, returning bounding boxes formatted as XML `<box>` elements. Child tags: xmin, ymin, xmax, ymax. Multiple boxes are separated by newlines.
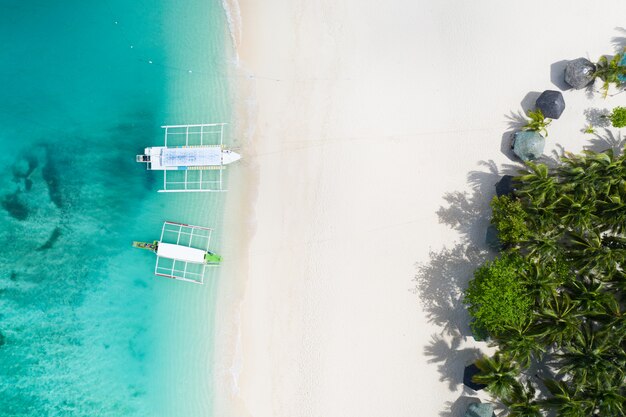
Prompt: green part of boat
<box><xmin>205</xmin><ymin>251</ymin><xmax>222</xmax><ymax>264</ymax></box>
<box><xmin>132</xmin><ymin>240</ymin><xmax>158</xmax><ymax>252</ymax></box>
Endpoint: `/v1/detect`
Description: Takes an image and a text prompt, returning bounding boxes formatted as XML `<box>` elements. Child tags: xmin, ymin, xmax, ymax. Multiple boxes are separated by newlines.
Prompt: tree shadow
<box><xmin>611</xmin><ymin>26</ymin><xmax>626</xmax><ymax>53</ymax></box>
<box><xmin>415</xmin><ymin>162</ymin><xmax>534</xmax><ymax>414</ymax></box>
<box><xmin>584</xmin><ymin>79</ymin><xmax>599</xmax><ymax>100</ymax></box>
<box><xmin>415</xmin><ymin>162</ymin><xmax>516</xmax><ymax>336</ymax></box>
<box><xmin>583</xmin><ymin>107</ymin><xmax>610</xmax><ymax>129</ymax></box>
<box><xmin>414</xmin><ymin>243</ymin><xmax>488</xmax><ymax>336</ymax></box>
<box><xmin>524</xmin><ymin>354</ymin><xmax>556</xmax><ymax>401</ymax></box>
<box><xmin>550</xmin><ymin>60</ymin><xmax>571</xmax><ymax>91</ymax></box>
<box><xmin>424</xmin><ymin>333</ymin><xmax>483</xmax><ymax>393</ymax></box>
<box><xmin>584</xmin><ymin>128</ymin><xmax>625</xmax><ymax>155</ymax></box>
<box><xmin>505</xmin><ymin>110</ymin><xmax>527</xmax><ymax>131</ymax></box>
<box><xmin>501</xmin><ymin>111</ymin><xmax>527</xmax><ymax>161</ymax></box>
<box><xmin>439</xmin><ymin>161</ymin><xmax>521</xmax><ymax>244</ymax></box>
<box><xmin>439</xmin><ymin>396</ymin><xmax>482</xmax><ymax>417</ymax></box>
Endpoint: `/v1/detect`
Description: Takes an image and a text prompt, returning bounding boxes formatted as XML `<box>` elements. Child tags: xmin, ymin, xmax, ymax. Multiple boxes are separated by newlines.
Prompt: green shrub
<box><xmin>465</xmin><ymin>254</ymin><xmax>533</xmax><ymax>335</ymax></box>
<box><xmin>608</xmin><ymin>106</ymin><xmax>626</xmax><ymax>128</ymax></box>
<box><xmin>594</xmin><ymin>52</ymin><xmax>626</xmax><ymax>98</ymax></box>
<box><xmin>490</xmin><ymin>195</ymin><xmax>530</xmax><ymax>244</ymax></box>
<box><xmin>523</xmin><ymin>109</ymin><xmax>551</xmax><ymax>137</ymax></box>
<box><xmin>463</xmin><ymin>147</ymin><xmax>626</xmax><ymax>410</ymax></box>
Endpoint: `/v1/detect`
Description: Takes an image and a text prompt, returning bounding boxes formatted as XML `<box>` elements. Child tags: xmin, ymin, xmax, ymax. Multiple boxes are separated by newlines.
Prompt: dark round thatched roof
<box><xmin>463</xmin><ymin>364</ymin><xmax>487</xmax><ymax>391</ymax></box>
<box><xmin>535</xmin><ymin>90</ymin><xmax>565</xmax><ymax>119</ymax></box>
<box><xmin>564</xmin><ymin>58</ymin><xmax>596</xmax><ymax>89</ymax></box>
<box><xmin>495</xmin><ymin>175</ymin><xmax>517</xmax><ymax>197</ymax></box>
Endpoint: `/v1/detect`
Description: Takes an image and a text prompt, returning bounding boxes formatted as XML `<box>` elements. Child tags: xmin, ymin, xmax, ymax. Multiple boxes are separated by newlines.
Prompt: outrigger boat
<box><xmin>136</xmin><ymin>123</ymin><xmax>240</xmax><ymax>192</ymax></box>
<box><xmin>133</xmin><ymin>221</ymin><xmax>221</xmax><ymax>284</ymax></box>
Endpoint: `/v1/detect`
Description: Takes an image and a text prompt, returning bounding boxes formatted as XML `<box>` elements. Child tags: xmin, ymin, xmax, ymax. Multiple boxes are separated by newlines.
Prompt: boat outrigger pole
<box><xmin>132</xmin><ymin>241</ymin><xmax>158</xmax><ymax>252</ymax></box>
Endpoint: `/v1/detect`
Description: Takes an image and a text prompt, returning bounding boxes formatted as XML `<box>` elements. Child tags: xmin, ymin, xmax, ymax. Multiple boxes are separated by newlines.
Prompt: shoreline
<box><xmin>216</xmin><ymin>1</ymin><xmax>626</xmax><ymax>416</ymax></box>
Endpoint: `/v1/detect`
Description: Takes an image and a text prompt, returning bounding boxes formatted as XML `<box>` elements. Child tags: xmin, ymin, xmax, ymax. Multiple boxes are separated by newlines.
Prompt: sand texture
<box><xmin>216</xmin><ymin>1</ymin><xmax>626</xmax><ymax>416</ymax></box>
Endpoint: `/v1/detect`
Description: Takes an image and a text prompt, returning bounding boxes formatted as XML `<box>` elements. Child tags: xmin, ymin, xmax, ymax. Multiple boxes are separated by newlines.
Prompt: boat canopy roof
<box><xmin>145</xmin><ymin>146</ymin><xmax>222</xmax><ymax>169</ymax></box>
<box><xmin>157</xmin><ymin>242</ymin><xmax>206</xmax><ymax>263</ymax></box>
<box><xmin>162</xmin><ymin>147</ymin><xmax>222</xmax><ymax>167</ymax></box>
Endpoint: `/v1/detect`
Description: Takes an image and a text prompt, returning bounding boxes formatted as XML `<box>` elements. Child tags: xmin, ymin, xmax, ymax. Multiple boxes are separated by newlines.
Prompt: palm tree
<box><xmin>565</xmin><ymin>231</ymin><xmax>625</xmax><ymax>279</ymax></box>
<box><xmin>541</xmin><ymin>379</ymin><xmax>593</xmax><ymax>417</ymax></box>
<box><xmin>516</xmin><ymin>163</ymin><xmax>557</xmax><ymax>212</ymax></box>
<box><xmin>555</xmin><ymin>325</ymin><xmax>625</xmax><ymax>387</ymax></box>
<box><xmin>584</xmin><ymin>374</ymin><xmax>626</xmax><ymax>417</ymax></box>
<box><xmin>523</xmin><ymin>109</ymin><xmax>551</xmax><ymax>137</ymax></box>
<box><xmin>521</xmin><ymin>259</ymin><xmax>569</xmax><ymax>305</ymax></box>
<box><xmin>594</xmin><ymin>52</ymin><xmax>626</xmax><ymax>98</ymax></box>
<box><xmin>534</xmin><ymin>292</ymin><xmax>582</xmax><ymax>346</ymax></box>
<box><xmin>554</xmin><ymin>193</ymin><xmax>598</xmax><ymax>232</ymax></box>
<box><xmin>524</xmin><ymin>229</ymin><xmax>563</xmax><ymax>264</ymax></box>
<box><xmin>606</xmin><ymin>271</ymin><xmax>626</xmax><ymax>301</ymax></box>
<box><xmin>493</xmin><ymin>322</ymin><xmax>545</xmax><ymax>368</ymax></box>
<box><xmin>564</xmin><ymin>278</ymin><xmax>619</xmax><ymax>319</ymax></box>
<box><xmin>504</xmin><ymin>380</ymin><xmax>543</xmax><ymax>417</ymax></box>
<box><xmin>472</xmin><ymin>353</ymin><xmax>522</xmax><ymax>400</ymax></box>
<box><xmin>557</xmin><ymin>149</ymin><xmax>626</xmax><ymax>234</ymax></box>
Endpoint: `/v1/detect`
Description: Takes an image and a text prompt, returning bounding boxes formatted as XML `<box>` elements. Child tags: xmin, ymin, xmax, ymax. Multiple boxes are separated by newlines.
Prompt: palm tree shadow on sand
<box><xmin>413</xmin><ymin>160</ymin><xmax>521</xmax><ymax>337</ymax></box>
<box><xmin>414</xmin><ymin>160</ymin><xmax>527</xmax><ymax>416</ymax></box>
<box><xmin>425</xmin><ymin>334</ymin><xmax>482</xmax><ymax>392</ymax></box>
<box><xmin>611</xmin><ymin>26</ymin><xmax>626</xmax><ymax>53</ymax></box>
<box><xmin>585</xmin><ymin>128</ymin><xmax>625</xmax><ymax>155</ymax></box>
<box><xmin>424</xmin><ymin>334</ymin><xmax>513</xmax><ymax>417</ymax></box>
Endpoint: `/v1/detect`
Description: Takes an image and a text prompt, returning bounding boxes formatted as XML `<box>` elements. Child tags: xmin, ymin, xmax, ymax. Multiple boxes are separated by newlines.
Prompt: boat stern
<box><xmin>205</xmin><ymin>251</ymin><xmax>222</xmax><ymax>264</ymax></box>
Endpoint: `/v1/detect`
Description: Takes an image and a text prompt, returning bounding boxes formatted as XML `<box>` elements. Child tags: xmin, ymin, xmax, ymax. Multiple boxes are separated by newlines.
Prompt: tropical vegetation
<box><xmin>607</xmin><ymin>106</ymin><xmax>626</xmax><ymax>128</ymax></box>
<box><xmin>594</xmin><ymin>51</ymin><xmax>626</xmax><ymax>98</ymax></box>
<box><xmin>464</xmin><ymin>146</ymin><xmax>626</xmax><ymax>416</ymax></box>
<box><xmin>522</xmin><ymin>109</ymin><xmax>551</xmax><ymax>137</ymax></box>
<box><xmin>465</xmin><ymin>254</ymin><xmax>534</xmax><ymax>334</ymax></box>
<box><xmin>490</xmin><ymin>195</ymin><xmax>530</xmax><ymax>244</ymax></box>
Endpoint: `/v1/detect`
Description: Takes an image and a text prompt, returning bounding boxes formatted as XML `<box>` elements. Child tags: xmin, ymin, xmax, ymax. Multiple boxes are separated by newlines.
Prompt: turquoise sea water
<box><xmin>0</xmin><ymin>1</ymin><xmax>234</xmax><ymax>415</ymax></box>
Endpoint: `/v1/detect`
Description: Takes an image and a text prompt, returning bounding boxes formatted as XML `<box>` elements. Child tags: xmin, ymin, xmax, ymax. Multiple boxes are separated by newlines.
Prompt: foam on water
<box><xmin>0</xmin><ymin>1</ymin><xmax>234</xmax><ymax>415</ymax></box>
<box><xmin>221</xmin><ymin>0</ymin><xmax>243</xmax><ymax>64</ymax></box>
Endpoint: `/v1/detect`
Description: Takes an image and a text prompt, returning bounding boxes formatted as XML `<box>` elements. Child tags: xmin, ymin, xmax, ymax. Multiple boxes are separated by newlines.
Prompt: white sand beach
<box><xmin>216</xmin><ymin>1</ymin><xmax>626</xmax><ymax>416</ymax></box>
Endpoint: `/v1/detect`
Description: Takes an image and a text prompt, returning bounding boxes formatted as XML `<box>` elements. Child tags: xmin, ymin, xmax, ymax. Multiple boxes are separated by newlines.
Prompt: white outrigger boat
<box><xmin>136</xmin><ymin>123</ymin><xmax>240</xmax><ymax>192</ymax></box>
<box><xmin>133</xmin><ymin>221</ymin><xmax>221</xmax><ymax>284</ymax></box>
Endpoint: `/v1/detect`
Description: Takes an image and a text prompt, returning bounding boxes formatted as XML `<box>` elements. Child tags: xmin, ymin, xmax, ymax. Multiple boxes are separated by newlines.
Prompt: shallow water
<box><xmin>0</xmin><ymin>1</ymin><xmax>233</xmax><ymax>415</ymax></box>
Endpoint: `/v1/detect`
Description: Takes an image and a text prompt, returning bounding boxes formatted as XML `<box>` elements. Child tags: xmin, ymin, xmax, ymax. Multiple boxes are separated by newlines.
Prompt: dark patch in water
<box><xmin>10</xmin><ymin>272</ymin><xmax>17</xmax><ymax>281</ymax></box>
<box><xmin>37</xmin><ymin>227</ymin><xmax>62</xmax><ymax>251</ymax></box>
<box><xmin>130</xmin><ymin>387</ymin><xmax>146</xmax><ymax>398</ymax></box>
<box><xmin>128</xmin><ymin>339</ymin><xmax>145</xmax><ymax>360</ymax></box>
<box><xmin>41</xmin><ymin>150</ymin><xmax>62</xmax><ymax>208</ymax></box>
<box><xmin>0</xmin><ymin>332</ymin><xmax>6</xmax><ymax>347</ymax></box>
<box><xmin>11</xmin><ymin>154</ymin><xmax>39</xmax><ymax>181</ymax></box>
<box><xmin>26</xmin><ymin>155</ymin><xmax>39</xmax><ymax>174</ymax></box>
<box><xmin>128</xmin><ymin>329</ymin><xmax>146</xmax><ymax>361</ymax></box>
<box><xmin>1</xmin><ymin>192</ymin><xmax>28</xmax><ymax>220</ymax></box>
<box><xmin>10</xmin><ymin>154</ymin><xmax>38</xmax><ymax>192</ymax></box>
<box><xmin>133</xmin><ymin>279</ymin><xmax>147</xmax><ymax>288</ymax></box>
